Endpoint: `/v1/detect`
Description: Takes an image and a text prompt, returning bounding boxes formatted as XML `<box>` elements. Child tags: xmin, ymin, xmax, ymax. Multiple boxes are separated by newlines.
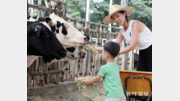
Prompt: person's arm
<box><xmin>96</xmin><ymin>31</ymin><xmax>124</xmax><ymax>52</ymax></box>
<box><xmin>95</xmin><ymin>46</ymin><xmax>103</xmax><ymax>52</ymax></box>
<box><xmin>83</xmin><ymin>75</ymin><xmax>102</xmax><ymax>85</ymax></box>
<box><xmin>113</xmin><ymin>31</ymin><xmax>124</xmax><ymax>45</ymax></box>
<box><xmin>119</xmin><ymin>22</ymin><xmax>139</xmax><ymax>55</ymax></box>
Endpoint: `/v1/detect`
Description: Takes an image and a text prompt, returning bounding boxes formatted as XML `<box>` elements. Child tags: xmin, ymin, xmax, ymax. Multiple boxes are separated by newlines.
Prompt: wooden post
<box><xmin>54</xmin><ymin>62</ymin><xmax>59</xmax><ymax>83</ymax></box>
<box><xmin>78</xmin><ymin>59</ymin><xmax>83</xmax><ymax>77</ymax></box>
<box><xmin>27</xmin><ymin>73</ymin><xmax>31</xmax><ymax>87</ymax></box>
<box><xmin>120</xmin><ymin>41</ymin><xmax>126</xmax><ymax>70</ymax></box>
<box><xmin>84</xmin><ymin>51</ymin><xmax>90</xmax><ymax>76</ymax></box>
<box><xmin>128</xmin><ymin>49</ymin><xmax>134</xmax><ymax>70</ymax></box>
<box><xmin>83</xmin><ymin>53</ymin><xmax>87</xmax><ymax>76</ymax></box>
<box><xmin>98</xmin><ymin>24</ymin><xmax>102</xmax><ymax>46</ymax></box>
<box><xmin>73</xmin><ymin>19</ymin><xmax>77</xmax><ymax>28</ymax></box>
<box><xmin>34</xmin><ymin>58</ymin><xmax>39</xmax><ymax>86</ymax></box>
<box><xmin>63</xmin><ymin>0</ymin><xmax>67</xmax><ymax>19</ymax></box>
<box><xmin>124</xmin><ymin>41</ymin><xmax>129</xmax><ymax>70</ymax></box>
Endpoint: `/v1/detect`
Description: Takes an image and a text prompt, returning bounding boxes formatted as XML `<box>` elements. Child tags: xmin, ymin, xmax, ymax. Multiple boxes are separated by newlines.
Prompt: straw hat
<box><xmin>103</xmin><ymin>5</ymin><xmax>133</xmax><ymax>24</ymax></box>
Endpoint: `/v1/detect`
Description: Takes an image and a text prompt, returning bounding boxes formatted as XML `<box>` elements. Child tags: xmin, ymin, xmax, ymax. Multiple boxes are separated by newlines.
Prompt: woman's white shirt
<box><xmin>121</xmin><ymin>20</ymin><xmax>152</xmax><ymax>50</ymax></box>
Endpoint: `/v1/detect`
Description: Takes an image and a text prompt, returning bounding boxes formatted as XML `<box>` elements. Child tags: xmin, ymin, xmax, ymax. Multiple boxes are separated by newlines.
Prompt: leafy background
<box><xmin>30</xmin><ymin>0</ymin><xmax>152</xmax><ymax>31</ymax></box>
<box><xmin>66</xmin><ymin>0</ymin><xmax>152</xmax><ymax>31</ymax></box>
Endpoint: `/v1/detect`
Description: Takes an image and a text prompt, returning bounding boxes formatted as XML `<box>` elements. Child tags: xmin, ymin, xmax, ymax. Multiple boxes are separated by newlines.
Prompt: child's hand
<box><xmin>83</xmin><ymin>77</ymin><xmax>91</xmax><ymax>85</ymax></box>
<box><xmin>83</xmin><ymin>79</ymin><xmax>90</xmax><ymax>85</ymax></box>
<box><xmin>83</xmin><ymin>75</ymin><xmax>101</xmax><ymax>85</ymax></box>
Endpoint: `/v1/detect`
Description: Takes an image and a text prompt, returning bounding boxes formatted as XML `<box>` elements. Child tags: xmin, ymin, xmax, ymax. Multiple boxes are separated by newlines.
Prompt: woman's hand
<box><xmin>114</xmin><ymin>31</ymin><xmax>124</xmax><ymax>44</ymax></box>
<box><xmin>95</xmin><ymin>46</ymin><xmax>103</xmax><ymax>52</ymax></box>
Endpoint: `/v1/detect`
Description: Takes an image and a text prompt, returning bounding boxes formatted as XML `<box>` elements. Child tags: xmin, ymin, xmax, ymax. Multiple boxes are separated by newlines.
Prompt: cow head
<box><xmin>27</xmin><ymin>21</ymin><xmax>67</xmax><ymax>62</ymax></box>
<box><xmin>49</xmin><ymin>13</ymin><xmax>88</xmax><ymax>48</ymax></box>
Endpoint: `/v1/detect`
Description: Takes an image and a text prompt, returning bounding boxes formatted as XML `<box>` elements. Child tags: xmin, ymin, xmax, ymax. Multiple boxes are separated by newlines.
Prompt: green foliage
<box><xmin>65</xmin><ymin>0</ymin><xmax>152</xmax><ymax>30</ymax></box>
<box><xmin>33</xmin><ymin>0</ymin><xmax>45</xmax><ymax>6</ymax></box>
<box><xmin>33</xmin><ymin>0</ymin><xmax>38</xmax><ymax>5</ymax></box>
<box><xmin>66</xmin><ymin>0</ymin><xmax>86</xmax><ymax>20</ymax></box>
<box><xmin>128</xmin><ymin>0</ymin><xmax>152</xmax><ymax>30</ymax></box>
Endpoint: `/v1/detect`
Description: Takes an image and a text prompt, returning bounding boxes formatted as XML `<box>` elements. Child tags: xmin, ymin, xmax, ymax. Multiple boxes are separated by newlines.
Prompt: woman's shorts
<box><xmin>137</xmin><ymin>45</ymin><xmax>152</xmax><ymax>72</ymax></box>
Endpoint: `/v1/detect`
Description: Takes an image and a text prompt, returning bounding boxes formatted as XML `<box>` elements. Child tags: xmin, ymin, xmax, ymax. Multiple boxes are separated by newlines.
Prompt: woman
<box><xmin>96</xmin><ymin>5</ymin><xmax>152</xmax><ymax>72</ymax></box>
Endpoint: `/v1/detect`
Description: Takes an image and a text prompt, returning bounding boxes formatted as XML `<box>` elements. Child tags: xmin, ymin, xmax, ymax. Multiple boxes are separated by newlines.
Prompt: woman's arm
<box><xmin>119</xmin><ymin>22</ymin><xmax>140</xmax><ymax>55</ymax></box>
<box><xmin>114</xmin><ymin>31</ymin><xmax>124</xmax><ymax>44</ymax></box>
<box><xmin>95</xmin><ymin>46</ymin><xmax>104</xmax><ymax>52</ymax></box>
<box><xmin>96</xmin><ymin>31</ymin><xmax>124</xmax><ymax>52</ymax></box>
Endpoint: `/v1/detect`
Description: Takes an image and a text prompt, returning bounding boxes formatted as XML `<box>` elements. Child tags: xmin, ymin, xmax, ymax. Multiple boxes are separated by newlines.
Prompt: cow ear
<box><xmin>56</xmin><ymin>21</ymin><xmax>61</xmax><ymax>28</ymax></box>
<box><xmin>45</xmin><ymin>17</ymin><xmax>51</xmax><ymax>23</ymax></box>
<box><xmin>33</xmin><ymin>25</ymin><xmax>42</xmax><ymax>37</ymax></box>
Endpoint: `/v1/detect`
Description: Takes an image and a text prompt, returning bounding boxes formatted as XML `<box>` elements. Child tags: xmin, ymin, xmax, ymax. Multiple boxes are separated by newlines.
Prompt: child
<box><xmin>83</xmin><ymin>41</ymin><xmax>125</xmax><ymax>101</ymax></box>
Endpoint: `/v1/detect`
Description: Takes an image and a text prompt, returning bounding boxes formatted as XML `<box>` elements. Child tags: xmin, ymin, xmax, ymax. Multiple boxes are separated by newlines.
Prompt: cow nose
<box><xmin>84</xmin><ymin>37</ymin><xmax>87</xmax><ymax>41</ymax></box>
<box><xmin>84</xmin><ymin>36</ymin><xmax>89</xmax><ymax>42</ymax></box>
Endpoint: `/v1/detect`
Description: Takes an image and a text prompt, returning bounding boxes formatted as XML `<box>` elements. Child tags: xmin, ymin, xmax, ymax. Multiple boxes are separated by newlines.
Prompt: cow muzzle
<box><xmin>84</xmin><ymin>34</ymin><xmax>90</xmax><ymax>42</ymax></box>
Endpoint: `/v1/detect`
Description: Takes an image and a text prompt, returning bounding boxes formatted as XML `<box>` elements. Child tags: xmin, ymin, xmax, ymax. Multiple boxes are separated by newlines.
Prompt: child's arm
<box><xmin>83</xmin><ymin>75</ymin><xmax>102</xmax><ymax>85</ymax></box>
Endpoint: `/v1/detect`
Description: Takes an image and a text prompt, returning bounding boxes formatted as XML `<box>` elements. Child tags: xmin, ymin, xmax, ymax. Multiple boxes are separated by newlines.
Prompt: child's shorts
<box><xmin>105</xmin><ymin>97</ymin><xmax>126</xmax><ymax>101</ymax></box>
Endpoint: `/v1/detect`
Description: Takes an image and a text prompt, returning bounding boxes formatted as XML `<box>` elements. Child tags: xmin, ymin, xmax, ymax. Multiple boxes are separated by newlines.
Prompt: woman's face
<box><xmin>111</xmin><ymin>12</ymin><xmax>126</xmax><ymax>26</ymax></box>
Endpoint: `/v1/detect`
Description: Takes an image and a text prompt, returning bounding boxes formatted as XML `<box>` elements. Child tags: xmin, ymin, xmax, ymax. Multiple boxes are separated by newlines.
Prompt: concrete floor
<box><xmin>27</xmin><ymin>82</ymin><xmax>105</xmax><ymax>101</ymax></box>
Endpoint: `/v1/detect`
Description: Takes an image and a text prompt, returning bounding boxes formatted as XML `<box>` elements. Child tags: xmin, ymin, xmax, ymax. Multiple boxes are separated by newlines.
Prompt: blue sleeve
<box><xmin>98</xmin><ymin>66</ymin><xmax>106</xmax><ymax>78</ymax></box>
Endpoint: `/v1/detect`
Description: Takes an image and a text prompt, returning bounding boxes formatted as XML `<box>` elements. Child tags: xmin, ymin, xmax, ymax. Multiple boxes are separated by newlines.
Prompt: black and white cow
<box><xmin>27</xmin><ymin>14</ymin><xmax>90</xmax><ymax>67</ymax></box>
<box><xmin>27</xmin><ymin>20</ymin><xmax>67</xmax><ymax>65</ymax></box>
<box><xmin>49</xmin><ymin>13</ymin><xmax>88</xmax><ymax>48</ymax></box>
<box><xmin>49</xmin><ymin>13</ymin><xmax>90</xmax><ymax>57</ymax></box>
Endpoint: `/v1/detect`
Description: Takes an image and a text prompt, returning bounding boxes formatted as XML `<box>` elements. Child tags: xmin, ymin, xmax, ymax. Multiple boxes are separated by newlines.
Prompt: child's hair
<box><xmin>103</xmin><ymin>42</ymin><xmax>120</xmax><ymax>58</ymax></box>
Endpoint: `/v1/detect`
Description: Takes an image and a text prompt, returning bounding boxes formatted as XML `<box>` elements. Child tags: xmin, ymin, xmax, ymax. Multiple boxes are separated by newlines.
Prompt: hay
<box><xmin>82</xmin><ymin>44</ymin><xmax>97</xmax><ymax>56</ymax></box>
<box><xmin>82</xmin><ymin>44</ymin><xmax>102</xmax><ymax>63</ymax></box>
<box><xmin>75</xmin><ymin>76</ymin><xmax>94</xmax><ymax>91</ymax></box>
<box><xmin>75</xmin><ymin>76</ymin><xmax>104</xmax><ymax>100</ymax></box>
